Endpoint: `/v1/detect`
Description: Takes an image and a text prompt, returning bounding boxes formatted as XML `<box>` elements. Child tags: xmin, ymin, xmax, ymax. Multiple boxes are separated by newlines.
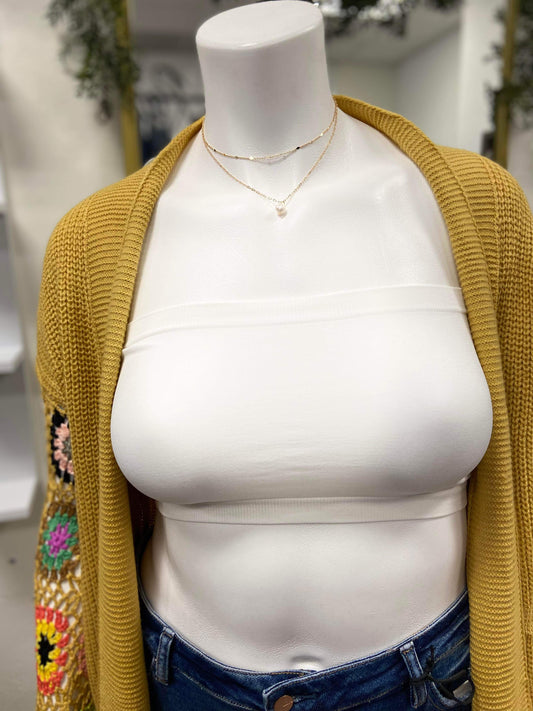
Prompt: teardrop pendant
<box><xmin>276</xmin><ymin>203</ymin><xmax>287</xmax><ymax>218</ymax></box>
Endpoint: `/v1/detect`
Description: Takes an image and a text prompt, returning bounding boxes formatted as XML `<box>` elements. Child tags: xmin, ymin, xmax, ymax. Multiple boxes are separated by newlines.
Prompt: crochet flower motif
<box><xmin>40</xmin><ymin>510</ymin><xmax>78</xmax><ymax>573</ymax></box>
<box><xmin>37</xmin><ymin>499</ymin><xmax>79</xmax><ymax>579</ymax></box>
<box><xmin>35</xmin><ymin>605</ymin><xmax>70</xmax><ymax>695</ymax></box>
<box><xmin>50</xmin><ymin>409</ymin><xmax>74</xmax><ymax>484</ymax></box>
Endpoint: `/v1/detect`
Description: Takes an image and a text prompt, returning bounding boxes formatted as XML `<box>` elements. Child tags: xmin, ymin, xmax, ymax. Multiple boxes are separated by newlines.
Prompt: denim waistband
<box><xmin>137</xmin><ymin>557</ymin><xmax>474</xmax><ymax>711</ymax></box>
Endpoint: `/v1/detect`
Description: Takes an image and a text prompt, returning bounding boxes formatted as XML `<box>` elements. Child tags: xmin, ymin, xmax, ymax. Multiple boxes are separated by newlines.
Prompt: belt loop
<box><xmin>399</xmin><ymin>640</ymin><xmax>428</xmax><ymax>708</ymax></box>
<box><xmin>154</xmin><ymin>626</ymin><xmax>174</xmax><ymax>686</ymax></box>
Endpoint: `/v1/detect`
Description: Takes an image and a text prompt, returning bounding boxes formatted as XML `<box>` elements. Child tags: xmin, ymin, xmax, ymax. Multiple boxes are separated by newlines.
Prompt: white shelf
<box><xmin>0</xmin><ymin>371</ymin><xmax>38</xmax><ymax>522</ymax></box>
<box><xmin>0</xmin><ymin>161</ymin><xmax>6</xmax><ymax>215</ymax></box>
<box><xmin>0</xmin><ymin>161</ymin><xmax>37</xmax><ymax>523</ymax></box>
<box><xmin>0</xmin><ymin>247</ymin><xmax>24</xmax><ymax>373</ymax></box>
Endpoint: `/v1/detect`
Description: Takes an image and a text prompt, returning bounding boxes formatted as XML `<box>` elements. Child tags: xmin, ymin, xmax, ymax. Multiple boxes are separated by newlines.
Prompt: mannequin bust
<box><xmin>110</xmin><ymin>0</ymin><xmax>493</xmax><ymax>673</ymax></box>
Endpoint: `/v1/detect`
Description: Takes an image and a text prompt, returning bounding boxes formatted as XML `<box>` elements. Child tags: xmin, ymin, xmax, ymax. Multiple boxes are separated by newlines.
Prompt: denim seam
<box><xmin>432</xmin><ymin>632</ymin><xmax>470</xmax><ymax>665</ymax></box>
<box><xmin>171</xmin><ymin>666</ymin><xmax>257</xmax><ymax>710</ymax></box>
<box><xmin>332</xmin><ymin>677</ymin><xmax>414</xmax><ymax>711</ymax></box>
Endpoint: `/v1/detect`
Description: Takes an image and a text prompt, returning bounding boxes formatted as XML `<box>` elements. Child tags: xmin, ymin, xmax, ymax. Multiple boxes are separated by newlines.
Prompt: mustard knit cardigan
<box><xmin>34</xmin><ymin>94</ymin><xmax>533</xmax><ymax>711</ymax></box>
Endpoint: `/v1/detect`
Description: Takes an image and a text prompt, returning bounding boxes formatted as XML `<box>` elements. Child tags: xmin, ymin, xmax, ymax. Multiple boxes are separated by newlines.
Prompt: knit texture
<box><xmin>33</xmin><ymin>93</ymin><xmax>532</xmax><ymax>710</ymax></box>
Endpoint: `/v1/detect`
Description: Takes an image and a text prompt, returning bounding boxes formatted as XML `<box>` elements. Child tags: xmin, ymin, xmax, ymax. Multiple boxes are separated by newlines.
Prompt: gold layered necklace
<box><xmin>201</xmin><ymin>98</ymin><xmax>338</xmax><ymax>217</ymax></box>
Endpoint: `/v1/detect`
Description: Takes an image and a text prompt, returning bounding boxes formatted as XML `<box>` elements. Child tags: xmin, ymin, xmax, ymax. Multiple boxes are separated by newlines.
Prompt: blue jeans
<box><xmin>138</xmin><ymin>556</ymin><xmax>475</xmax><ymax>711</ymax></box>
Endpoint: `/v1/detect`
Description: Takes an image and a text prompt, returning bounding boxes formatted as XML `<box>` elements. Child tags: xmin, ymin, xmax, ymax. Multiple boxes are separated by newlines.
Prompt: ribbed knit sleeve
<box><xmin>35</xmin><ymin>212</ymin><xmax>69</xmax><ymax>408</ymax></box>
<box><xmin>483</xmin><ymin>155</ymin><xmax>533</xmax><ymax>681</ymax></box>
<box><xmin>34</xmin><ymin>205</ymin><xmax>95</xmax><ymax>711</ymax></box>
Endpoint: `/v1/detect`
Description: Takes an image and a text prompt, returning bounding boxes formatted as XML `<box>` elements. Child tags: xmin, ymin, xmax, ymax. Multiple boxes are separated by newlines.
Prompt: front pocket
<box><xmin>427</xmin><ymin>669</ymin><xmax>475</xmax><ymax>709</ymax></box>
<box><xmin>424</xmin><ymin>636</ymin><xmax>475</xmax><ymax>709</ymax></box>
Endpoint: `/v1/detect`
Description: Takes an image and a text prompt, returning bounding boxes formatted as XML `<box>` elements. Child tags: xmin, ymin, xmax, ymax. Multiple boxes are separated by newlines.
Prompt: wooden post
<box><xmin>115</xmin><ymin>0</ymin><xmax>142</xmax><ymax>175</ymax></box>
<box><xmin>494</xmin><ymin>0</ymin><xmax>520</xmax><ymax>168</ymax></box>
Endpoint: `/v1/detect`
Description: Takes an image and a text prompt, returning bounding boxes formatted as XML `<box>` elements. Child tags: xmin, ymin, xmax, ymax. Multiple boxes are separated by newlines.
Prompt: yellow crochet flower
<box><xmin>35</xmin><ymin>605</ymin><xmax>70</xmax><ymax>695</ymax></box>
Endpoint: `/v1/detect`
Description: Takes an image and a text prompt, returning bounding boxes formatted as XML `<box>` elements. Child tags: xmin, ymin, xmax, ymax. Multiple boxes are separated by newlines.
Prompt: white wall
<box><xmin>0</xmin><ymin>0</ymin><xmax>126</xmax><ymax>489</ymax></box>
<box><xmin>509</xmin><ymin>124</ymin><xmax>533</xmax><ymax>207</ymax></box>
<box><xmin>391</xmin><ymin>0</ymin><xmax>533</xmax><ymax>205</ymax></box>
<box><xmin>329</xmin><ymin>63</ymin><xmax>395</xmax><ymax>112</ymax></box>
<box><xmin>394</xmin><ymin>26</ymin><xmax>460</xmax><ymax>148</ymax></box>
<box><xmin>456</xmin><ymin>0</ymin><xmax>504</xmax><ymax>153</ymax></box>
<box><xmin>330</xmin><ymin>0</ymin><xmax>505</xmax><ymax>157</ymax></box>
<box><xmin>393</xmin><ymin>0</ymin><xmax>504</xmax><ymax>153</ymax></box>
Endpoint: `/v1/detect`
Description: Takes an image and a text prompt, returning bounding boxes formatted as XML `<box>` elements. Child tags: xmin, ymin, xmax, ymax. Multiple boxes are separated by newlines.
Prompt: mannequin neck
<box><xmin>195</xmin><ymin>0</ymin><xmax>335</xmax><ymax>158</ymax></box>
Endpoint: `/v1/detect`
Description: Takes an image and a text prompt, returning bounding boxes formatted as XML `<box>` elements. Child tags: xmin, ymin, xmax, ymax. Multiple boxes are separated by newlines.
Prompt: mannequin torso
<box><xmin>110</xmin><ymin>0</ymin><xmax>492</xmax><ymax>674</ymax></box>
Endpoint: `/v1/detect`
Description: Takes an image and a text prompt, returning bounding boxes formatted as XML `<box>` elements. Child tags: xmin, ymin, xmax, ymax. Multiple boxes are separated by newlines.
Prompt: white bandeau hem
<box><xmin>156</xmin><ymin>480</ymin><xmax>468</xmax><ymax>524</ymax></box>
<box><xmin>124</xmin><ymin>283</ymin><xmax>467</xmax><ymax>349</ymax></box>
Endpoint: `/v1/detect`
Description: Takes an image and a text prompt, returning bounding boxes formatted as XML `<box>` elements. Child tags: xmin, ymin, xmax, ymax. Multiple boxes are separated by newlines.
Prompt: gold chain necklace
<box><xmin>202</xmin><ymin>99</ymin><xmax>337</xmax><ymax>161</ymax></box>
<box><xmin>201</xmin><ymin>99</ymin><xmax>338</xmax><ymax>217</ymax></box>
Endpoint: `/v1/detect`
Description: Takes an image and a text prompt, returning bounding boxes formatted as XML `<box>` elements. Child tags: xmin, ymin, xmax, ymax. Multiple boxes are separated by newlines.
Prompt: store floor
<box><xmin>0</xmin><ymin>487</ymin><xmax>43</xmax><ymax>710</ymax></box>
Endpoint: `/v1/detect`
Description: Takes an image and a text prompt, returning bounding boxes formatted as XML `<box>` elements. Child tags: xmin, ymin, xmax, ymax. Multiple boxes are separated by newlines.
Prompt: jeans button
<box><xmin>274</xmin><ymin>694</ymin><xmax>294</xmax><ymax>711</ymax></box>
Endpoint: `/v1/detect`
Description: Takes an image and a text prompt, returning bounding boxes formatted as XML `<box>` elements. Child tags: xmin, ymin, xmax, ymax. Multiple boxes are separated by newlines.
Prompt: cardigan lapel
<box><xmin>94</xmin><ymin>93</ymin><xmax>512</xmax><ymax>710</ymax></box>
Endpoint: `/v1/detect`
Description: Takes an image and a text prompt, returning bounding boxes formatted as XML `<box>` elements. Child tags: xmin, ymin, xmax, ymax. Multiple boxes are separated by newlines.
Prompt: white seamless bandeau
<box><xmin>123</xmin><ymin>283</ymin><xmax>467</xmax><ymax>349</ymax></box>
<box><xmin>115</xmin><ymin>282</ymin><xmax>483</xmax><ymax>525</ymax></box>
